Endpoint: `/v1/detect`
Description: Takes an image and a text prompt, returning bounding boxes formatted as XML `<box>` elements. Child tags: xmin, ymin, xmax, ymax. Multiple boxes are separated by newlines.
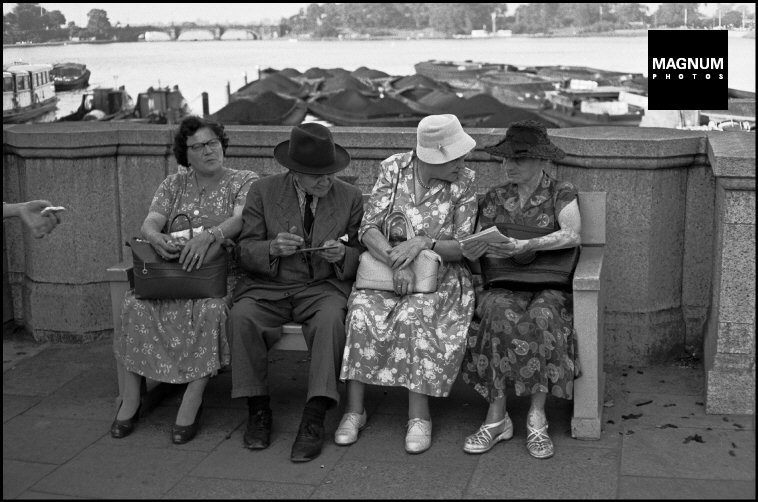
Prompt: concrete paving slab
<box><xmin>3</xmin><ymin>394</ymin><xmax>42</xmax><ymax>423</ymax></box>
<box><xmin>313</xmin><ymin>458</ymin><xmax>476</xmax><ymax>499</ymax></box>
<box><xmin>2</xmin><ymin>460</ymin><xmax>57</xmax><ymax>499</ymax></box>
<box><xmin>338</xmin><ymin>413</ymin><xmax>481</xmax><ymax>468</ymax></box>
<box><xmin>2</xmin><ymin>357</ymin><xmax>89</xmax><ymax>397</ymax></box>
<box><xmin>190</xmin><ymin>427</ymin><xmax>350</xmax><ymax>484</ymax></box>
<box><xmin>611</xmin><ymin>364</ymin><xmax>704</xmax><ymax>396</ymax></box>
<box><xmin>3</xmin><ymin>415</ymin><xmax>110</xmax><ymax>464</ymax></box>
<box><xmin>16</xmin><ymin>490</ymin><xmax>85</xmax><ymax>499</ymax></box>
<box><xmin>466</xmin><ymin>443</ymin><xmax>619</xmax><ymax>499</ymax></box>
<box><xmin>162</xmin><ymin>476</ymin><xmax>316</xmax><ymax>499</ymax></box>
<box><xmin>612</xmin><ymin>391</ymin><xmax>752</xmax><ymax>430</ymax></box>
<box><xmin>2</xmin><ymin>336</ymin><xmax>49</xmax><ymax>373</ymax></box>
<box><xmin>31</xmin><ymin>443</ymin><xmax>207</xmax><ymax>499</ymax></box>
<box><xmin>620</xmin><ymin>427</ymin><xmax>755</xmax><ymax>480</ymax></box>
<box><xmin>94</xmin><ymin>404</ymin><xmax>246</xmax><ymax>452</ymax></box>
<box><xmin>618</xmin><ymin>476</ymin><xmax>756</xmax><ymax>499</ymax></box>
<box><xmin>21</xmin><ymin>367</ymin><xmax>120</xmax><ymax>421</ymax></box>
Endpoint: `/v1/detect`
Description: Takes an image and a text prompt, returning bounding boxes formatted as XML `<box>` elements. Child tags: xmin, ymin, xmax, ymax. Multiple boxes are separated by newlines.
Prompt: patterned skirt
<box><xmin>460</xmin><ymin>287</ymin><xmax>580</xmax><ymax>402</ymax></box>
<box><xmin>340</xmin><ymin>263</ymin><xmax>475</xmax><ymax>397</ymax></box>
<box><xmin>114</xmin><ymin>290</ymin><xmax>231</xmax><ymax>384</ymax></box>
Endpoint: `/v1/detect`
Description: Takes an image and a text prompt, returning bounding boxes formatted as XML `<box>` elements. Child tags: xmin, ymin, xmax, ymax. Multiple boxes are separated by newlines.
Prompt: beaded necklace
<box><xmin>414</xmin><ymin>159</ymin><xmax>432</xmax><ymax>190</ymax></box>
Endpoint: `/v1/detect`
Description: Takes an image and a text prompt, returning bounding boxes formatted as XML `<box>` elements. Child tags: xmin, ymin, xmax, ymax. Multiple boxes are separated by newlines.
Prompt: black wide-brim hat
<box><xmin>273</xmin><ymin>123</ymin><xmax>350</xmax><ymax>174</ymax></box>
<box><xmin>483</xmin><ymin>119</ymin><xmax>565</xmax><ymax>161</ymax></box>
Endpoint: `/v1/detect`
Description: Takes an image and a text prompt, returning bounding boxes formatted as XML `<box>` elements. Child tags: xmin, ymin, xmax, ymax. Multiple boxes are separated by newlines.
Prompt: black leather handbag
<box><xmin>128</xmin><ymin>213</ymin><xmax>228</xmax><ymax>300</ymax></box>
<box><xmin>480</xmin><ymin>223</ymin><xmax>580</xmax><ymax>292</ymax></box>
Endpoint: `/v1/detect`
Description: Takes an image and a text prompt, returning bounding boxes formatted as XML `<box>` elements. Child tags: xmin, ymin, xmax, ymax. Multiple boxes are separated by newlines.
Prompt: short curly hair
<box><xmin>172</xmin><ymin>115</ymin><xmax>230</xmax><ymax>167</ymax></box>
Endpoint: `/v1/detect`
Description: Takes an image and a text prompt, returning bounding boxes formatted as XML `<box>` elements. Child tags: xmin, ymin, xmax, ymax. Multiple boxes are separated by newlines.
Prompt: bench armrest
<box><xmin>573</xmin><ymin>246</ymin><xmax>604</xmax><ymax>291</ymax></box>
<box><xmin>106</xmin><ymin>259</ymin><xmax>134</xmax><ymax>283</ymax></box>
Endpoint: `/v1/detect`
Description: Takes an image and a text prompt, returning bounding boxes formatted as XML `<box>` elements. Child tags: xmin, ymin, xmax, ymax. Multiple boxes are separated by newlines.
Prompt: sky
<box><xmin>2</xmin><ymin>3</ymin><xmax>749</xmax><ymax>27</ymax></box>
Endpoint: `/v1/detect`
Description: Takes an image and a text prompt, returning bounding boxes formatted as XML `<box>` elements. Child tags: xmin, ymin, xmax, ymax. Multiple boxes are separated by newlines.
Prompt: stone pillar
<box><xmin>2</xmin><ymin>122</ymin><xmax>173</xmax><ymax>342</ymax></box>
<box><xmin>704</xmin><ymin>132</ymin><xmax>755</xmax><ymax>415</ymax></box>
<box><xmin>548</xmin><ymin>127</ymin><xmax>710</xmax><ymax>366</ymax></box>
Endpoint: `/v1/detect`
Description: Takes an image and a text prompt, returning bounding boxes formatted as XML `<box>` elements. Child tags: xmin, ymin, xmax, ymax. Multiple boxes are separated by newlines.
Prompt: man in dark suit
<box><xmin>231</xmin><ymin>123</ymin><xmax>364</xmax><ymax>462</ymax></box>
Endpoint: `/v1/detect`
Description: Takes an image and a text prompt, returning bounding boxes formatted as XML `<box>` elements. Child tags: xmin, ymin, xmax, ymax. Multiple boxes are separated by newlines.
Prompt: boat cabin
<box><xmin>4</xmin><ymin>64</ymin><xmax>56</xmax><ymax>110</ymax></box>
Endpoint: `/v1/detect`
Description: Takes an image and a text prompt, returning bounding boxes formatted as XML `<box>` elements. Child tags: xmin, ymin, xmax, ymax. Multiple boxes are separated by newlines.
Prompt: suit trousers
<box><xmin>230</xmin><ymin>284</ymin><xmax>348</xmax><ymax>405</ymax></box>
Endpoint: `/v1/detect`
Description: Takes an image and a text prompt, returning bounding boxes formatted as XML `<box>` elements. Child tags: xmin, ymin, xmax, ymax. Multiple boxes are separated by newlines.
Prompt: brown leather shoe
<box><xmin>244</xmin><ymin>408</ymin><xmax>272</xmax><ymax>449</ymax></box>
<box><xmin>290</xmin><ymin>420</ymin><xmax>324</xmax><ymax>462</ymax></box>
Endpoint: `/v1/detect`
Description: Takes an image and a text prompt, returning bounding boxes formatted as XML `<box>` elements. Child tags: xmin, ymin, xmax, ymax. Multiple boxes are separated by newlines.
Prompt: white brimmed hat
<box><xmin>415</xmin><ymin>114</ymin><xmax>476</xmax><ymax>165</ymax></box>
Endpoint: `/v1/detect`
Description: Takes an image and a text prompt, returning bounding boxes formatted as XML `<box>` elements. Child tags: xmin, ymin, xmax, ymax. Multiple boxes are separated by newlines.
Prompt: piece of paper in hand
<box><xmin>459</xmin><ymin>226</ymin><xmax>511</xmax><ymax>245</ymax></box>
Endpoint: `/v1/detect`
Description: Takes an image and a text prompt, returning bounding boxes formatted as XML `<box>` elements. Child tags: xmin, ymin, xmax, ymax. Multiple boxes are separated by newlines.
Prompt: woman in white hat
<box><xmin>335</xmin><ymin>114</ymin><xmax>478</xmax><ymax>454</ymax></box>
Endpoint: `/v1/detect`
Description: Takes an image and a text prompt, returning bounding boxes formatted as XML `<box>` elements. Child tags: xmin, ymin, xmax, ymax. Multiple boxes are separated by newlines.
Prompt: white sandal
<box><xmin>526</xmin><ymin>410</ymin><xmax>554</xmax><ymax>459</ymax></box>
<box><xmin>463</xmin><ymin>414</ymin><xmax>513</xmax><ymax>454</ymax></box>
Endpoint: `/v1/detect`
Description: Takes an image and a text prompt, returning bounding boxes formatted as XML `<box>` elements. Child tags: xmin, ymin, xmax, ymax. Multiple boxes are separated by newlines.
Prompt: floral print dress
<box><xmin>340</xmin><ymin>151</ymin><xmax>478</xmax><ymax>397</ymax></box>
<box><xmin>460</xmin><ymin>171</ymin><xmax>581</xmax><ymax>401</ymax></box>
<box><xmin>114</xmin><ymin>168</ymin><xmax>257</xmax><ymax>383</ymax></box>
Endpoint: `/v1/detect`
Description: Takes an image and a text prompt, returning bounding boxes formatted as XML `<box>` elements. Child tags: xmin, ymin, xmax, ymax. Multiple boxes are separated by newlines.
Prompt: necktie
<box><xmin>304</xmin><ymin>193</ymin><xmax>314</xmax><ymax>235</ymax></box>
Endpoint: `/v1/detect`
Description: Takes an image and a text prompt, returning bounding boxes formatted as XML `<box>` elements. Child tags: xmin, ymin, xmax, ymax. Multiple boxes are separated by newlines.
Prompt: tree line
<box><xmin>279</xmin><ymin>3</ymin><xmax>744</xmax><ymax>37</ymax></box>
<box><xmin>3</xmin><ymin>3</ymin><xmax>750</xmax><ymax>44</ymax></box>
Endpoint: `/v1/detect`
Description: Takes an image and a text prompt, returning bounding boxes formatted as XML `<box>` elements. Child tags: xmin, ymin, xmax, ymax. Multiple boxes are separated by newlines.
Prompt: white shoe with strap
<box><xmin>526</xmin><ymin>409</ymin><xmax>554</xmax><ymax>459</ymax></box>
<box><xmin>463</xmin><ymin>413</ymin><xmax>513</xmax><ymax>454</ymax></box>
<box><xmin>405</xmin><ymin>418</ymin><xmax>432</xmax><ymax>454</ymax></box>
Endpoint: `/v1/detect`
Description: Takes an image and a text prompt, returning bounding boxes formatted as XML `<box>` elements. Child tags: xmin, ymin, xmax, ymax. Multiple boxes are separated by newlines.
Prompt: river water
<box><xmin>4</xmin><ymin>34</ymin><xmax>756</xmax><ymax>119</ymax></box>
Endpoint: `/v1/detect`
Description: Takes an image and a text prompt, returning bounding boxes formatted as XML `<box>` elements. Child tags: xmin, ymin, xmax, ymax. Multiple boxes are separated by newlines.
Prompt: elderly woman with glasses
<box><xmin>459</xmin><ymin>120</ymin><xmax>582</xmax><ymax>459</ymax></box>
<box><xmin>112</xmin><ymin>116</ymin><xmax>258</xmax><ymax>444</ymax></box>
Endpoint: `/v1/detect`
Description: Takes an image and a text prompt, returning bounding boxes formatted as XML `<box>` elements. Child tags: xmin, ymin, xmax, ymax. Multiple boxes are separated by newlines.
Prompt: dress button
<box><xmin>193</xmin><ymin>209</ymin><xmax>199</xmax><ymax>216</ymax></box>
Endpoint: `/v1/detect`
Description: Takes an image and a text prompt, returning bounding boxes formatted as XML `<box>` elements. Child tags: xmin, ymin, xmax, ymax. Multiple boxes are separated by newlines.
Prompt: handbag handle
<box><xmin>382</xmin><ymin>164</ymin><xmax>402</xmax><ymax>231</ymax></box>
<box><xmin>168</xmin><ymin>213</ymin><xmax>193</xmax><ymax>238</ymax></box>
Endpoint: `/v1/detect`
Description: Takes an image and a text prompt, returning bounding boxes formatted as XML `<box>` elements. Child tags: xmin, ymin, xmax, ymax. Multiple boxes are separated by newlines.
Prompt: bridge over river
<box><xmin>140</xmin><ymin>25</ymin><xmax>282</xmax><ymax>41</ymax></box>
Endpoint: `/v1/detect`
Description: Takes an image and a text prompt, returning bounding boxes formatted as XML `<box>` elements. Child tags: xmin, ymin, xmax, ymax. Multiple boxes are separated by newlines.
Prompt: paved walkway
<box><xmin>3</xmin><ymin>329</ymin><xmax>755</xmax><ymax>499</ymax></box>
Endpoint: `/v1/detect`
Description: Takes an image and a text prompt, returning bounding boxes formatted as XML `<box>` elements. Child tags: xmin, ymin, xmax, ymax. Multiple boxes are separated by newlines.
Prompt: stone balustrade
<box><xmin>2</xmin><ymin>122</ymin><xmax>754</xmax><ymax>414</ymax></box>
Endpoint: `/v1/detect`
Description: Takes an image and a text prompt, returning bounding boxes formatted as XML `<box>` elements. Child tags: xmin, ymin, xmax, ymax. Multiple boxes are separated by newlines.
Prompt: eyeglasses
<box><xmin>188</xmin><ymin>138</ymin><xmax>221</xmax><ymax>152</ymax></box>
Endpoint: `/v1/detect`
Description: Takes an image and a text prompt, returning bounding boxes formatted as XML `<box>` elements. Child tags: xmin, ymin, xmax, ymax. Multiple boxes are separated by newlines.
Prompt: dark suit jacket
<box><xmin>233</xmin><ymin>172</ymin><xmax>364</xmax><ymax>302</ymax></box>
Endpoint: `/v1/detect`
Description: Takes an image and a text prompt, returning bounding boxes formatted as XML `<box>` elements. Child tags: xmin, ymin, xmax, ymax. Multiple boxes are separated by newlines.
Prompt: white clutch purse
<box><xmin>355</xmin><ymin>249</ymin><xmax>441</xmax><ymax>293</ymax></box>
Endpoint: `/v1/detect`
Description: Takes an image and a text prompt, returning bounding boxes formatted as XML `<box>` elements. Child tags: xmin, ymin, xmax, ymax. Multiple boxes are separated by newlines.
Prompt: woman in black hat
<box><xmin>459</xmin><ymin>120</ymin><xmax>582</xmax><ymax>459</ymax></box>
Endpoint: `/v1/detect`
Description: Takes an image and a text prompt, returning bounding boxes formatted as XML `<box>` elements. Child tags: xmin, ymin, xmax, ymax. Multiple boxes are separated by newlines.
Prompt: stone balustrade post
<box><xmin>703</xmin><ymin>132</ymin><xmax>755</xmax><ymax>415</ymax></box>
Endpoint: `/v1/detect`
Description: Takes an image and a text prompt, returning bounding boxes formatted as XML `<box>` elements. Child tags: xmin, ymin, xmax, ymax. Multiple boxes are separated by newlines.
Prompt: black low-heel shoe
<box><xmin>110</xmin><ymin>403</ymin><xmax>141</xmax><ymax>439</ymax></box>
<box><xmin>172</xmin><ymin>405</ymin><xmax>203</xmax><ymax>445</ymax></box>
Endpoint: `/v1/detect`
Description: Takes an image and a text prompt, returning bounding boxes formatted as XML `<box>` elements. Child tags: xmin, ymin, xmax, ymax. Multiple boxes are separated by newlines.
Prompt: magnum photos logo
<box><xmin>648</xmin><ymin>30</ymin><xmax>727</xmax><ymax>110</ymax></box>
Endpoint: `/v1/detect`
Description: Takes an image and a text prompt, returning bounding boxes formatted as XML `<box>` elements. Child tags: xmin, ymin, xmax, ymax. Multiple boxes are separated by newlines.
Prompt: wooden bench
<box><xmin>107</xmin><ymin>191</ymin><xmax>606</xmax><ymax>439</ymax></box>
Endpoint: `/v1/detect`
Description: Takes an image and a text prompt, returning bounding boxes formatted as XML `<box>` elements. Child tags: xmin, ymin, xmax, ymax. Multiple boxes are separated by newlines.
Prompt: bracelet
<box><xmin>430</xmin><ymin>237</ymin><xmax>437</xmax><ymax>251</ymax></box>
<box><xmin>206</xmin><ymin>228</ymin><xmax>217</xmax><ymax>243</ymax></box>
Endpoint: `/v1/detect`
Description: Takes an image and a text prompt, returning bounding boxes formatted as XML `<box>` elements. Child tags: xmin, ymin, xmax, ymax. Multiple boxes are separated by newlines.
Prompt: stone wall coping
<box><xmin>706</xmin><ymin>131</ymin><xmax>757</xmax><ymax>180</ymax></box>
<box><xmin>3</xmin><ymin>124</ymin><xmax>718</xmax><ymax>171</ymax></box>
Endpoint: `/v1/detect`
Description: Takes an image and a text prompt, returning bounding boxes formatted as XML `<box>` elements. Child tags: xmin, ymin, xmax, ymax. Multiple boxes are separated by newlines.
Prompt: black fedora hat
<box><xmin>273</xmin><ymin>123</ymin><xmax>350</xmax><ymax>174</ymax></box>
<box><xmin>483</xmin><ymin>119</ymin><xmax>565</xmax><ymax>161</ymax></box>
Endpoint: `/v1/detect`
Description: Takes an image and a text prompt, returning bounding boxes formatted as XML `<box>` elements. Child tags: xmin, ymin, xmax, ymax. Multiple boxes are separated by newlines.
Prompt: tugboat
<box><xmin>51</xmin><ymin>62</ymin><xmax>91</xmax><ymax>91</ymax></box>
<box><xmin>3</xmin><ymin>63</ymin><xmax>58</xmax><ymax>124</ymax></box>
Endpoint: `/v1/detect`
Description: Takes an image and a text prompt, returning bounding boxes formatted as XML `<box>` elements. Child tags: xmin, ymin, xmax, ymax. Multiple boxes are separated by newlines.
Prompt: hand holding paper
<box><xmin>459</xmin><ymin>226</ymin><xmax>513</xmax><ymax>245</ymax></box>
